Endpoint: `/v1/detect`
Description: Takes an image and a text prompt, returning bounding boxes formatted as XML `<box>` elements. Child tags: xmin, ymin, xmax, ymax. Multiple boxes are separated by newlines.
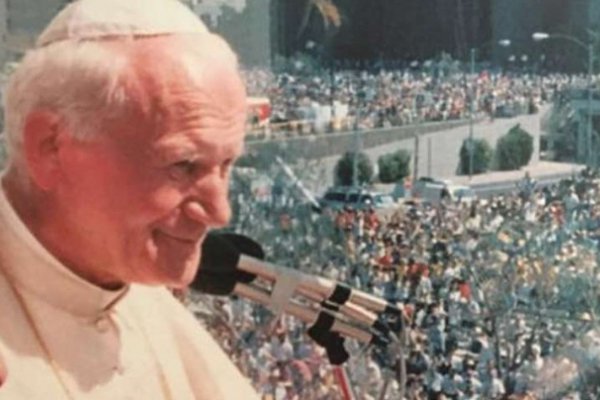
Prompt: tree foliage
<box><xmin>495</xmin><ymin>124</ymin><xmax>534</xmax><ymax>171</ymax></box>
<box><xmin>458</xmin><ymin>138</ymin><xmax>492</xmax><ymax>175</ymax></box>
<box><xmin>334</xmin><ymin>151</ymin><xmax>373</xmax><ymax>186</ymax></box>
<box><xmin>298</xmin><ymin>0</ymin><xmax>341</xmax><ymax>39</ymax></box>
<box><xmin>377</xmin><ymin>150</ymin><xmax>411</xmax><ymax>183</ymax></box>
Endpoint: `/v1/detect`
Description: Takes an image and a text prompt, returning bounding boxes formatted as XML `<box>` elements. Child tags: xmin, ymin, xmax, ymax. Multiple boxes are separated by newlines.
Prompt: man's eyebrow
<box><xmin>153</xmin><ymin>141</ymin><xmax>243</xmax><ymax>163</ymax></box>
<box><xmin>152</xmin><ymin>144</ymin><xmax>198</xmax><ymax>163</ymax></box>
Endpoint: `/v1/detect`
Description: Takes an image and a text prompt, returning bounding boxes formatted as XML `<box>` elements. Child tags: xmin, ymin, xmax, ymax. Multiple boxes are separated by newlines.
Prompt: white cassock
<box><xmin>0</xmin><ymin>183</ymin><xmax>260</xmax><ymax>399</ymax></box>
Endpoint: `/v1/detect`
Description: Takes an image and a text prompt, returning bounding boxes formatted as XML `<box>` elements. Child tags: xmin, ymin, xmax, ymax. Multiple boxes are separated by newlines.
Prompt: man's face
<box><xmin>50</xmin><ymin>43</ymin><xmax>247</xmax><ymax>288</ymax></box>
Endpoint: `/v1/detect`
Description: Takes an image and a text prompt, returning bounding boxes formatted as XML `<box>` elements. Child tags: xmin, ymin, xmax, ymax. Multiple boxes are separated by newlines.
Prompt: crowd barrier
<box><xmin>245</xmin><ymin>114</ymin><xmax>473</xmax><ymax>140</ymax></box>
<box><xmin>246</xmin><ymin>117</ymin><xmax>476</xmax><ymax>161</ymax></box>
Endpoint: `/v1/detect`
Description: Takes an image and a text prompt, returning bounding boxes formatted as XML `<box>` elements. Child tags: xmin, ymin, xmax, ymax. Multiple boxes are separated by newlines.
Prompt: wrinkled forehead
<box><xmin>112</xmin><ymin>34</ymin><xmax>246</xmax><ymax>132</ymax></box>
<box><xmin>128</xmin><ymin>34</ymin><xmax>240</xmax><ymax>82</ymax></box>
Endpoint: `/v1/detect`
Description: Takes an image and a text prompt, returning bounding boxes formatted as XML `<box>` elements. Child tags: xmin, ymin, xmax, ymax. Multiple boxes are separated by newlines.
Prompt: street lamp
<box><xmin>532</xmin><ymin>32</ymin><xmax>550</xmax><ymax>42</ymax></box>
<box><xmin>498</xmin><ymin>39</ymin><xmax>511</xmax><ymax>48</ymax></box>
<box><xmin>468</xmin><ymin>39</ymin><xmax>512</xmax><ymax>179</ymax></box>
<box><xmin>532</xmin><ymin>31</ymin><xmax>594</xmax><ymax>167</ymax></box>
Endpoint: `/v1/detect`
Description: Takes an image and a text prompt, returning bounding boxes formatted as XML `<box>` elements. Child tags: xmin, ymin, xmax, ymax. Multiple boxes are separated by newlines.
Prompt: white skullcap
<box><xmin>37</xmin><ymin>0</ymin><xmax>209</xmax><ymax>48</ymax></box>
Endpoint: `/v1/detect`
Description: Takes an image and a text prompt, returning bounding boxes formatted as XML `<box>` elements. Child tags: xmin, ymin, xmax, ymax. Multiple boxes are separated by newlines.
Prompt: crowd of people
<box><xmin>243</xmin><ymin>66</ymin><xmax>590</xmax><ymax>140</ymax></box>
<box><xmin>188</xmin><ymin>165</ymin><xmax>600</xmax><ymax>400</ymax></box>
<box><xmin>1</xmin><ymin>41</ymin><xmax>596</xmax><ymax>398</ymax></box>
<box><xmin>7</xmin><ymin>1</ymin><xmax>600</xmax><ymax>399</ymax></box>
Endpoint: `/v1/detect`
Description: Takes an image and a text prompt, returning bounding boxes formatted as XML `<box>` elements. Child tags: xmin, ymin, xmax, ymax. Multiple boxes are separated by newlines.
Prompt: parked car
<box><xmin>319</xmin><ymin>186</ymin><xmax>396</xmax><ymax>212</ymax></box>
<box><xmin>371</xmin><ymin>182</ymin><xmax>408</xmax><ymax>201</ymax></box>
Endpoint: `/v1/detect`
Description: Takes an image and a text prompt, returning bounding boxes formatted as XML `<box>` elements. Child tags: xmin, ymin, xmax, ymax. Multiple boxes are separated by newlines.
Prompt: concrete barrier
<box><xmin>246</xmin><ymin>119</ymin><xmax>474</xmax><ymax>160</ymax></box>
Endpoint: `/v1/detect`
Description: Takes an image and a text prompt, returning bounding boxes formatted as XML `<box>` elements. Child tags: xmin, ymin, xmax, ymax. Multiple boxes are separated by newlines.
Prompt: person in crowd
<box><xmin>0</xmin><ymin>0</ymin><xmax>259</xmax><ymax>398</ymax></box>
<box><xmin>201</xmin><ymin>161</ymin><xmax>600</xmax><ymax>399</ymax></box>
<box><xmin>244</xmin><ymin>65</ymin><xmax>580</xmax><ymax>139</ymax></box>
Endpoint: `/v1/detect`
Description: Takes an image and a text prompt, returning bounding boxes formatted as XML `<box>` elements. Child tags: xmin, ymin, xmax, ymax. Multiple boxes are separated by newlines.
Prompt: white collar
<box><xmin>0</xmin><ymin>176</ymin><xmax>128</xmax><ymax>318</ymax></box>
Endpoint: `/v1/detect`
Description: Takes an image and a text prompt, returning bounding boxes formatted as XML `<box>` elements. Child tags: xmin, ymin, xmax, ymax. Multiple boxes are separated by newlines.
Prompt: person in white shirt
<box><xmin>563</xmin><ymin>188</ymin><xmax>580</xmax><ymax>222</ymax></box>
<box><xmin>0</xmin><ymin>0</ymin><xmax>259</xmax><ymax>398</ymax></box>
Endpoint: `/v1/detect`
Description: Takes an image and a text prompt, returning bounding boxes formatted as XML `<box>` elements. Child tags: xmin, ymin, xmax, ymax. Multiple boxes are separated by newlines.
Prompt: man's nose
<box><xmin>183</xmin><ymin>174</ymin><xmax>231</xmax><ymax>228</ymax></box>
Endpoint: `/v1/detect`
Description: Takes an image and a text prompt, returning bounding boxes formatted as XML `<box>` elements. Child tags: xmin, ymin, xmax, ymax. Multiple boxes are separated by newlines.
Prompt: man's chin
<box><xmin>167</xmin><ymin>267</ymin><xmax>197</xmax><ymax>289</ymax></box>
<box><xmin>158</xmin><ymin>257</ymin><xmax>200</xmax><ymax>288</ymax></box>
<box><xmin>145</xmin><ymin>245</ymin><xmax>201</xmax><ymax>286</ymax></box>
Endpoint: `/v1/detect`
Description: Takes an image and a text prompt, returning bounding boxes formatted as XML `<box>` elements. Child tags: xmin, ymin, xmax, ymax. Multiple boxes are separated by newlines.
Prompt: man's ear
<box><xmin>22</xmin><ymin>110</ymin><xmax>65</xmax><ymax>191</ymax></box>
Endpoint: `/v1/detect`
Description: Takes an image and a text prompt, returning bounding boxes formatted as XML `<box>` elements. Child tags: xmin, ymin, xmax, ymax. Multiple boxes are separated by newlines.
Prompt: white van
<box><xmin>411</xmin><ymin>177</ymin><xmax>476</xmax><ymax>205</ymax></box>
<box><xmin>446</xmin><ymin>184</ymin><xmax>477</xmax><ymax>204</ymax></box>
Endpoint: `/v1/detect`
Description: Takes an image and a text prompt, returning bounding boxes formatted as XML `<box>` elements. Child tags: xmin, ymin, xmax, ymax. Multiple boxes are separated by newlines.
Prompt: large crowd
<box><xmin>187</xmin><ymin>164</ymin><xmax>600</xmax><ymax>400</ymax></box>
<box><xmin>243</xmin><ymin>66</ymin><xmax>591</xmax><ymax>140</ymax></box>
<box><xmin>1</xmin><ymin>53</ymin><xmax>597</xmax><ymax>398</ymax></box>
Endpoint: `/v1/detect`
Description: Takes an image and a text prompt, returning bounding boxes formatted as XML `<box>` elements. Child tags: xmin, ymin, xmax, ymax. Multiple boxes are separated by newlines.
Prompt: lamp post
<box><xmin>468</xmin><ymin>39</ymin><xmax>511</xmax><ymax>179</ymax></box>
<box><xmin>533</xmin><ymin>32</ymin><xmax>594</xmax><ymax>167</ymax></box>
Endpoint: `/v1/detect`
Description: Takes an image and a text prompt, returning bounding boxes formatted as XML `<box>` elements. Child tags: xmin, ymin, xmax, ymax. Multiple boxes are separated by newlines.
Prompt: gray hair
<box><xmin>3</xmin><ymin>0</ymin><xmax>239</xmax><ymax>169</ymax></box>
<box><xmin>3</xmin><ymin>32</ymin><xmax>239</xmax><ymax>168</ymax></box>
<box><xmin>3</xmin><ymin>40</ymin><xmax>129</xmax><ymax>163</ymax></box>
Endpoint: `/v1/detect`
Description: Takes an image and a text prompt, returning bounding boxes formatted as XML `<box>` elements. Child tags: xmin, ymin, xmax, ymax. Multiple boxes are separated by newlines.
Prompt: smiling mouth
<box><xmin>155</xmin><ymin>230</ymin><xmax>204</xmax><ymax>246</ymax></box>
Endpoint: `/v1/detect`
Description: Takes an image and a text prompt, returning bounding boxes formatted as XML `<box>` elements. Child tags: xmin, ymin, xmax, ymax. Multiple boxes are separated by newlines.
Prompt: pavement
<box><xmin>451</xmin><ymin>161</ymin><xmax>585</xmax><ymax>188</ymax></box>
<box><xmin>415</xmin><ymin>106</ymin><xmax>549</xmax><ymax>179</ymax></box>
<box><xmin>311</xmin><ymin>104</ymin><xmax>583</xmax><ymax>195</ymax></box>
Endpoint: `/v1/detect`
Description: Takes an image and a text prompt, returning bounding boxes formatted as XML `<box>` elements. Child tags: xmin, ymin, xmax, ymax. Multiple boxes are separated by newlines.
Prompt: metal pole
<box><xmin>469</xmin><ymin>48</ymin><xmax>476</xmax><ymax>179</ymax></box>
<box><xmin>412</xmin><ymin>100</ymin><xmax>419</xmax><ymax>182</ymax></box>
<box><xmin>413</xmin><ymin>129</ymin><xmax>419</xmax><ymax>181</ymax></box>
<box><xmin>427</xmin><ymin>136</ymin><xmax>432</xmax><ymax>176</ymax></box>
<box><xmin>352</xmin><ymin>127</ymin><xmax>359</xmax><ymax>187</ymax></box>
<box><xmin>588</xmin><ymin>43</ymin><xmax>594</xmax><ymax>168</ymax></box>
<box><xmin>330</xmin><ymin>44</ymin><xmax>336</xmax><ymax>109</ymax></box>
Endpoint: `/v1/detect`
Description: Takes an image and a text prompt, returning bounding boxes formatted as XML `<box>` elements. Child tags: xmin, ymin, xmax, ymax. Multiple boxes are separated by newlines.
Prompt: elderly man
<box><xmin>0</xmin><ymin>0</ymin><xmax>259</xmax><ymax>398</ymax></box>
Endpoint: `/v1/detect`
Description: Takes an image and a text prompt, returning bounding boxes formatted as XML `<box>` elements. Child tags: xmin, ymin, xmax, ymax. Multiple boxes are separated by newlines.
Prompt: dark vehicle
<box><xmin>319</xmin><ymin>186</ymin><xmax>396</xmax><ymax>212</ymax></box>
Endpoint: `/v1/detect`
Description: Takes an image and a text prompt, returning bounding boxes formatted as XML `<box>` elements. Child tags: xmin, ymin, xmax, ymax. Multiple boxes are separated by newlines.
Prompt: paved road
<box><xmin>377</xmin><ymin>107</ymin><xmax>547</xmax><ymax>180</ymax></box>
<box><xmin>455</xmin><ymin>161</ymin><xmax>585</xmax><ymax>197</ymax></box>
<box><xmin>313</xmin><ymin>106</ymin><xmax>551</xmax><ymax>192</ymax></box>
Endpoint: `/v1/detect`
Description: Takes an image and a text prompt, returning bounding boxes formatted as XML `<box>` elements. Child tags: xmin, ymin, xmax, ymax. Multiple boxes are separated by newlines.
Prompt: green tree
<box><xmin>297</xmin><ymin>0</ymin><xmax>341</xmax><ymax>39</ymax></box>
<box><xmin>377</xmin><ymin>150</ymin><xmax>411</xmax><ymax>183</ymax></box>
<box><xmin>458</xmin><ymin>138</ymin><xmax>492</xmax><ymax>175</ymax></box>
<box><xmin>495</xmin><ymin>124</ymin><xmax>534</xmax><ymax>171</ymax></box>
<box><xmin>334</xmin><ymin>151</ymin><xmax>373</xmax><ymax>186</ymax></box>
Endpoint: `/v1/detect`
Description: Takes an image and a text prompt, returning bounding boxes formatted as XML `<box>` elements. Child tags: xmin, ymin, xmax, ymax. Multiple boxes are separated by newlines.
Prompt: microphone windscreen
<box><xmin>219</xmin><ymin>233</ymin><xmax>265</xmax><ymax>261</ymax></box>
<box><xmin>218</xmin><ymin>233</ymin><xmax>261</xmax><ymax>284</ymax></box>
<box><xmin>192</xmin><ymin>232</ymin><xmax>258</xmax><ymax>295</ymax></box>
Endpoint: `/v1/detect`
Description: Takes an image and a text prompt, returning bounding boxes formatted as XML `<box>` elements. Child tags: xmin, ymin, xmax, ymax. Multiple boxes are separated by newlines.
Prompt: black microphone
<box><xmin>192</xmin><ymin>232</ymin><xmax>405</xmax><ymax>347</ymax></box>
<box><xmin>191</xmin><ymin>232</ymin><xmax>259</xmax><ymax>295</ymax></box>
<box><xmin>196</xmin><ymin>233</ymin><xmax>402</xmax><ymax>317</ymax></box>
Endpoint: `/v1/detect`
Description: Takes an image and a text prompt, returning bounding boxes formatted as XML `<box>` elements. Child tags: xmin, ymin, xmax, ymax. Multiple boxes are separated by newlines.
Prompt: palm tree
<box><xmin>297</xmin><ymin>0</ymin><xmax>341</xmax><ymax>39</ymax></box>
